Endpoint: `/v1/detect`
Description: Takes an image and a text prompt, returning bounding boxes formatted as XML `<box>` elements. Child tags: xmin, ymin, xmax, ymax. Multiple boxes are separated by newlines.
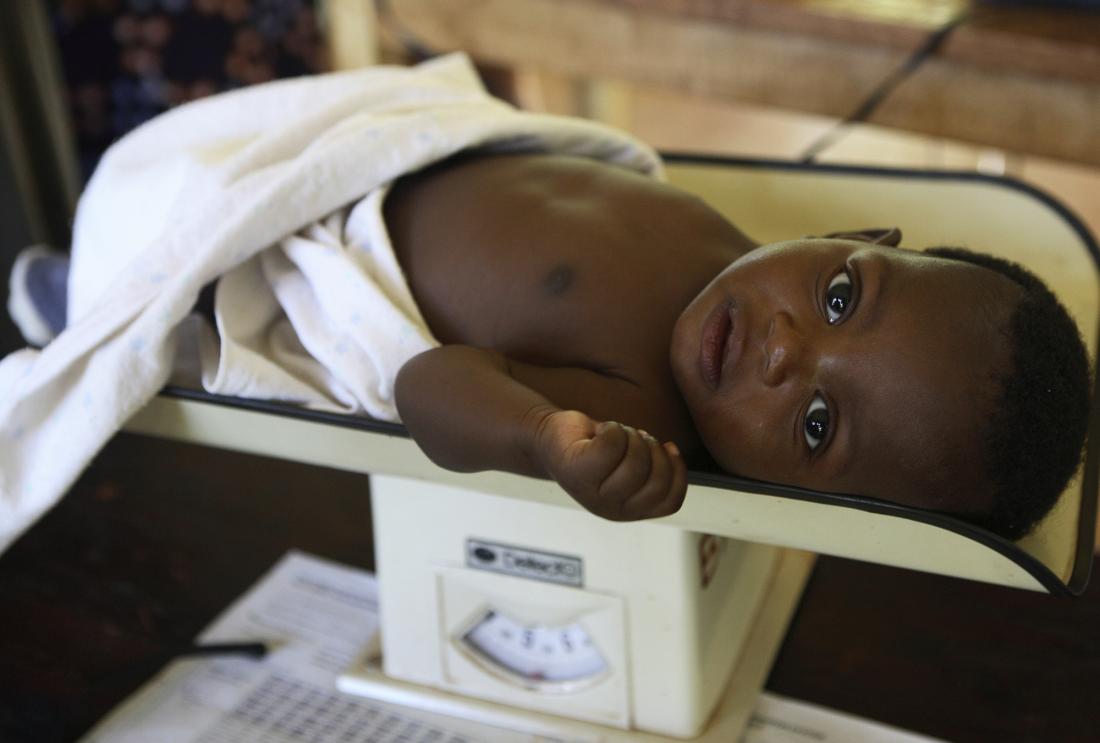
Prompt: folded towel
<box><xmin>0</xmin><ymin>54</ymin><xmax>662</xmax><ymax>554</ymax></box>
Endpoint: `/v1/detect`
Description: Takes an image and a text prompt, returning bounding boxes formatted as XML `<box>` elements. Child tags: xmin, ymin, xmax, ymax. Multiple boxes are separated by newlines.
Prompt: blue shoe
<box><xmin>7</xmin><ymin>246</ymin><xmax>70</xmax><ymax>347</ymax></box>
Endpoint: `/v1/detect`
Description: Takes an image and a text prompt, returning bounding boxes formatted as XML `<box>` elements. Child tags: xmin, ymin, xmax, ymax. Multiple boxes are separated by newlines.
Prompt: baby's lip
<box><xmin>699</xmin><ymin>300</ymin><xmax>742</xmax><ymax>390</ymax></box>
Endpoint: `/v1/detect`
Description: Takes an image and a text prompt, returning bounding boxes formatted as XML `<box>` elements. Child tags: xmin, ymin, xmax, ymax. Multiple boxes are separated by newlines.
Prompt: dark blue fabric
<box><xmin>24</xmin><ymin>255</ymin><xmax>70</xmax><ymax>335</ymax></box>
<box><xmin>53</xmin><ymin>0</ymin><xmax>325</xmax><ymax>183</ymax></box>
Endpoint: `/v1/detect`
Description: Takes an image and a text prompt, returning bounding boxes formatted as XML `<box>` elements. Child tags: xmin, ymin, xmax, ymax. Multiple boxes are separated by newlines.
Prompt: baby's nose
<box><xmin>762</xmin><ymin>311</ymin><xmax>808</xmax><ymax>386</ymax></box>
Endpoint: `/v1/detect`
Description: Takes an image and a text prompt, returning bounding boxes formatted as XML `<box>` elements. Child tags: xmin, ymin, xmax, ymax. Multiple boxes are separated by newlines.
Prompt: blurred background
<box><xmin>1</xmin><ymin>0</ymin><xmax>328</xmax><ymax>353</ymax></box>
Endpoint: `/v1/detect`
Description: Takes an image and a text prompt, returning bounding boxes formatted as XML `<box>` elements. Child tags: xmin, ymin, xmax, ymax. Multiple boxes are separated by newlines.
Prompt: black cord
<box><xmin>798</xmin><ymin>13</ymin><xmax>972</xmax><ymax>163</ymax></box>
<box><xmin>373</xmin><ymin>0</ymin><xmax>439</xmax><ymax>61</ymax></box>
<box><xmin>173</xmin><ymin>641</ymin><xmax>269</xmax><ymax>659</ymax></box>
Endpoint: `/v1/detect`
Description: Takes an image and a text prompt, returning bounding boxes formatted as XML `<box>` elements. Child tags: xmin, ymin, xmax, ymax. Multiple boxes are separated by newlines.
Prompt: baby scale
<box><xmin>127</xmin><ymin>156</ymin><xmax>1099</xmax><ymax>740</ymax></box>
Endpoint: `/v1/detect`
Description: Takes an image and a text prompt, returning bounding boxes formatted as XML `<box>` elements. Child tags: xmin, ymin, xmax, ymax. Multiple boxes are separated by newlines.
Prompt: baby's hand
<box><xmin>534</xmin><ymin>410</ymin><xmax>688</xmax><ymax>521</ymax></box>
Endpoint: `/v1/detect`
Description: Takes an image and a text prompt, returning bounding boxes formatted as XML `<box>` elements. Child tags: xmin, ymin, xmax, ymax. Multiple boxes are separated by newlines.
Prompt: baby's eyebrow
<box><xmin>853</xmin><ymin>252</ymin><xmax>888</xmax><ymax>334</ymax></box>
<box><xmin>819</xmin><ymin>367</ymin><xmax>861</xmax><ymax>483</ymax></box>
<box><xmin>830</xmin><ymin>406</ymin><xmax>856</xmax><ymax>482</ymax></box>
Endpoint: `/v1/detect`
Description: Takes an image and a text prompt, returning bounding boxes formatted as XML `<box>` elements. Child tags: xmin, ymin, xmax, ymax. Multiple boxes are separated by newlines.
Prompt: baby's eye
<box><xmin>824</xmin><ymin>270</ymin><xmax>853</xmax><ymax>324</ymax></box>
<box><xmin>804</xmin><ymin>395</ymin><xmax>830</xmax><ymax>451</ymax></box>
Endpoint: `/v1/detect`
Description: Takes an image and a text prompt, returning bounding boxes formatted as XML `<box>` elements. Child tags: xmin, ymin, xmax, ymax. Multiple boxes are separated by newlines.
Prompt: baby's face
<box><xmin>669</xmin><ymin>239</ymin><xmax>1020</xmax><ymax>512</ymax></box>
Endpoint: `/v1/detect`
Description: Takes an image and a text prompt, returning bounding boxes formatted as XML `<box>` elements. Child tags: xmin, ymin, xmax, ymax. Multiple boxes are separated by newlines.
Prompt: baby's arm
<box><xmin>395</xmin><ymin>346</ymin><xmax>687</xmax><ymax>521</ymax></box>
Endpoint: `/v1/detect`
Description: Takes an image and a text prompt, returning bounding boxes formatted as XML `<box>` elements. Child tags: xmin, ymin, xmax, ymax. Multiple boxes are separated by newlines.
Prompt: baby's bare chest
<box><xmin>384</xmin><ymin>154</ymin><xmax>737</xmax><ymax>373</ymax></box>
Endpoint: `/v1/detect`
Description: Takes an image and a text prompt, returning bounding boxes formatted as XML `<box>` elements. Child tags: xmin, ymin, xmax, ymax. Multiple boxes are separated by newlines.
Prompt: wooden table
<box><xmin>378</xmin><ymin>0</ymin><xmax>1100</xmax><ymax>167</ymax></box>
<box><xmin>1</xmin><ymin>433</ymin><xmax>1098</xmax><ymax>742</ymax></box>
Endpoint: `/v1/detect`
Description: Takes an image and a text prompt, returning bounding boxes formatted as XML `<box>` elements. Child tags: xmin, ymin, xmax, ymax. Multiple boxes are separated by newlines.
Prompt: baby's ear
<box><xmin>823</xmin><ymin>227</ymin><xmax>902</xmax><ymax>247</ymax></box>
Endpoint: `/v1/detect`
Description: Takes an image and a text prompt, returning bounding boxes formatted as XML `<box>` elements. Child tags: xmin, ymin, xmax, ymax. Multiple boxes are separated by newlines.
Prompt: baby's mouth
<box><xmin>699</xmin><ymin>300</ymin><xmax>741</xmax><ymax>390</ymax></box>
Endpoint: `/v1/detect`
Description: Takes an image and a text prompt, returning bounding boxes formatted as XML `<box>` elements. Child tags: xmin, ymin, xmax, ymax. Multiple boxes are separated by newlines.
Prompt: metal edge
<box><xmin>160</xmin><ymin>385</ymin><xmax>1067</xmax><ymax>595</ymax></box>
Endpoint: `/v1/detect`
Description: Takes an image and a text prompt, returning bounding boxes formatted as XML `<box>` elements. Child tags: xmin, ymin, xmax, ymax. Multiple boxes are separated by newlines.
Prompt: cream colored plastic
<box><xmin>337</xmin><ymin>547</ymin><xmax>814</xmax><ymax>743</ymax></box>
<box><xmin>369</xmin><ymin>475</ymin><xmax>782</xmax><ymax>737</ymax></box>
<box><xmin>127</xmin><ymin>393</ymin><xmax>1046</xmax><ymax>591</ymax></box>
<box><xmin>125</xmin><ymin>161</ymin><xmax>1097</xmax><ymax>592</ymax></box>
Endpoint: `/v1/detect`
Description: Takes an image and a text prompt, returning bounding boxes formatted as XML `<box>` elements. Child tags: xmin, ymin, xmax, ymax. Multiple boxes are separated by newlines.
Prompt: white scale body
<box><xmin>340</xmin><ymin>475</ymin><xmax>810</xmax><ymax>740</ymax></box>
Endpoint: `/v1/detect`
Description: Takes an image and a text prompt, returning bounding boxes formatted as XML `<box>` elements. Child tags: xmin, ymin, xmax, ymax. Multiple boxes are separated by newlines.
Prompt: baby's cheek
<box><xmin>721</xmin><ymin>404</ymin><xmax>791</xmax><ymax>479</ymax></box>
<box><xmin>696</xmin><ymin>407</ymin><xmax>748</xmax><ymax>473</ymax></box>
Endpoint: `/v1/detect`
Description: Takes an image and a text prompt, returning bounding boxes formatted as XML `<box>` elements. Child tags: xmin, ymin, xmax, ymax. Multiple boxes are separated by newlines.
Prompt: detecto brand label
<box><xmin>465</xmin><ymin>539</ymin><xmax>584</xmax><ymax>588</ymax></box>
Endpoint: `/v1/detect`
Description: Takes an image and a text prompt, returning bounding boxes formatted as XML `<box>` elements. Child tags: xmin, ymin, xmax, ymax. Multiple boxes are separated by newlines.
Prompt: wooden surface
<box><xmin>380</xmin><ymin>0</ymin><xmax>1100</xmax><ymax>166</ymax></box>
<box><xmin>1</xmin><ymin>433</ymin><xmax>1099</xmax><ymax>742</ymax></box>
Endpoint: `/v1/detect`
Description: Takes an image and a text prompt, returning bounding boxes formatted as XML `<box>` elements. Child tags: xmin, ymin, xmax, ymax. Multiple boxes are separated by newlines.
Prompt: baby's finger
<box><xmin>653</xmin><ymin>442</ymin><xmax>689</xmax><ymax>517</ymax></box>
<box><xmin>568</xmin><ymin>420</ymin><xmax>629</xmax><ymax>483</ymax></box>
<box><xmin>597</xmin><ymin>427</ymin><xmax>653</xmax><ymax>516</ymax></box>
<box><xmin>619</xmin><ymin>433</ymin><xmax>674</xmax><ymax>518</ymax></box>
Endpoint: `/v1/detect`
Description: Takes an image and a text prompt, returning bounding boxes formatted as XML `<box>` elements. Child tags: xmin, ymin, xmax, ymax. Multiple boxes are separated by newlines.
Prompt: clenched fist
<box><xmin>533</xmin><ymin>409</ymin><xmax>688</xmax><ymax>521</ymax></box>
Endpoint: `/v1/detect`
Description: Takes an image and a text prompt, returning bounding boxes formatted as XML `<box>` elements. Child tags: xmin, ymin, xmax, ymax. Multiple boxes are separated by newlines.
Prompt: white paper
<box><xmin>80</xmin><ymin>551</ymin><xmax>571</xmax><ymax>743</ymax></box>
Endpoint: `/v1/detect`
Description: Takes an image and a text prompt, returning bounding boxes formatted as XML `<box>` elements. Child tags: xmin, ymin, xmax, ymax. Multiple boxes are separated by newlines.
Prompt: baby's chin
<box><xmin>670</xmin><ymin>390</ymin><xmax>738</xmax><ymax>471</ymax></box>
<box><xmin>668</xmin><ymin>304</ymin><xmax>702</xmax><ymax>398</ymax></box>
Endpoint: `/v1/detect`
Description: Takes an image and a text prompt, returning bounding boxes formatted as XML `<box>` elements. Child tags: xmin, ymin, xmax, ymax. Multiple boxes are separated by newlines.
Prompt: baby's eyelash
<box><xmin>824</xmin><ymin>270</ymin><xmax>853</xmax><ymax>324</ymax></box>
<box><xmin>804</xmin><ymin>395</ymin><xmax>829</xmax><ymax>451</ymax></box>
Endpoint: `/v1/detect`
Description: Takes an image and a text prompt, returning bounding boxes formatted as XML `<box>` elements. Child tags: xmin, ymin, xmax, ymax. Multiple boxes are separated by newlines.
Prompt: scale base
<box><xmin>339</xmin><ymin>549</ymin><xmax>815</xmax><ymax>742</ymax></box>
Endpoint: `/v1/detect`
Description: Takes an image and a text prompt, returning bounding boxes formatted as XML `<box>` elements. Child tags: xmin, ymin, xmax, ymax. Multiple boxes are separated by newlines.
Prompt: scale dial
<box><xmin>459</xmin><ymin>609</ymin><xmax>609</xmax><ymax>693</ymax></box>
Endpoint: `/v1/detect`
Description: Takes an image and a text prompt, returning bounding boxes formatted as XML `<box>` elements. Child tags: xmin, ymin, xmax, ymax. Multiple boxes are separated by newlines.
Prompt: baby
<box><xmin>388</xmin><ymin>152</ymin><xmax>1091</xmax><ymax>540</ymax></box>
<box><xmin>2</xmin><ymin>56</ymin><xmax>1088</xmax><ymax>548</ymax></box>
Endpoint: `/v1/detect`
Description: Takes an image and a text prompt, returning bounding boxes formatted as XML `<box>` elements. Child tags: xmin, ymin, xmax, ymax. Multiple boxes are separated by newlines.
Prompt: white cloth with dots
<box><xmin>0</xmin><ymin>53</ymin><xmax>662</xmax><ymax>553</ymax></box>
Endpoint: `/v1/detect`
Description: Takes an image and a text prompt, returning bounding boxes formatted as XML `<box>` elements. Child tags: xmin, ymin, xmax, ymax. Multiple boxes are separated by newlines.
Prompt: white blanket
<box><xmin>0</xmin><ymin>54</ymin><xmax>662</xmax><ymax>553</ymax></box>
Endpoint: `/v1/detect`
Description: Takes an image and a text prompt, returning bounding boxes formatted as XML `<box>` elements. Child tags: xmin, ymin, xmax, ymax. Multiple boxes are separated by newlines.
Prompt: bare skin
<box><xmin>389</xmin><ymin>153</ymin><xmax>1020</xmax><ymax>520</ymax></box>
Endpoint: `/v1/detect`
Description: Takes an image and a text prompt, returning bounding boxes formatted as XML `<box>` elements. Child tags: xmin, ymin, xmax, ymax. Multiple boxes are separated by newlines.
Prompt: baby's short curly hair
<box><xmin>924</xmin><ymin>247</ymin><xmax>1092</xmax><ymax>540</ymax></box>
